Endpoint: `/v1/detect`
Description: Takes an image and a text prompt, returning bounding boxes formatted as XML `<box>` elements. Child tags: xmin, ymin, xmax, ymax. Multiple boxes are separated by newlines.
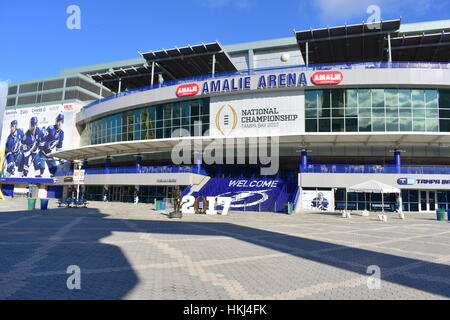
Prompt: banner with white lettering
<box><xmin>192</xmin><ymin>177</ymin><xmax>295</xmax><ymax>212</ymax></box>
<box><xmin>209</xmin><ymin>91</ymin><xmax>304</xmax><ymax>138</ymax></box>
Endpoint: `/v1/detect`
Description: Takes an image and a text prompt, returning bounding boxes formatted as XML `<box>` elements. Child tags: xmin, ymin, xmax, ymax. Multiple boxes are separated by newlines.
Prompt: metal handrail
<box><xmin>55</xmin><ymin>165</ymin><xmax>208</xmax><ymax>176</ymax></box>
<box><xmin>302</xmin><ymin>164</ymin><xmax>450</xmax><ymax>175</ymax></box>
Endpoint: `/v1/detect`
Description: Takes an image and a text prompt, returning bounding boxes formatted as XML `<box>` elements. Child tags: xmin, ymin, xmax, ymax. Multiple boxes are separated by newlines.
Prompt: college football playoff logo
<box><xmin>215</xmin><ymin>104</ymin><xmax>238</xmax><ymax>136</ymax></box>
<box><xmin>215</xmin><ymin>190</ymin><xmax>270</xmax><ymax>208</ymax></box>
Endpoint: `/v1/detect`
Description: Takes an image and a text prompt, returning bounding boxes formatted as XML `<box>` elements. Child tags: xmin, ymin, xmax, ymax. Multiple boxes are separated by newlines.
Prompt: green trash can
<box><xmin>155</xmin><ymin>200</ymin><xmax>161</xmax><ymax>211</ymax></box>
<box><xmin>27</xmin><ymin>198</ymin><xmax>36</xmax><ymax>210</ymax></box>
<box><xmin>436</xmin><ymin>208</ymin><xmax>446</xmax><ymax>221</ymax></box>
<box><xmin>40</xmin><ymin>199</ymin><xmax>49</xmax><ymax>210</ymax></box>
<box><xmin>285</xmin><ymin>202</ymin><xmax>293</xmax><ymax>215</ymax></box>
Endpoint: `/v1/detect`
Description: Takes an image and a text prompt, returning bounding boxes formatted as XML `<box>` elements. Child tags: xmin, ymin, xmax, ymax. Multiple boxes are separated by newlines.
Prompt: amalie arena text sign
<box><xmin>175</xmin><ymin>70</ymin><xmax>344</xmax><ymax>97</ymax></box>
<box><xmin>311</xmin><ymin>71</ymin><xmax>343</xmax><ymax>85</ymax></box>
<box><xmin>176</xmin><ymin>83</ymin><xmax>200</xmax><ymax>97</ymax></box>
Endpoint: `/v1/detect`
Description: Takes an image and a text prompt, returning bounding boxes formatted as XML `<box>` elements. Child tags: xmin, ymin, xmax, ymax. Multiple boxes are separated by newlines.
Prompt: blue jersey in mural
<box><xmin>21</xmin><ymin>127</ymin><xmax>45</xmax><ymax>177</ymax></box>
<box><xmin>4</xmin><ymin>128</ymin><xmax>24</xmax><ymax>175</ymax></box>
<box><xmin>40</xmin><ymin>125</ymin><xmax>64</xmax><ymax>176</ymax></box>
<box><xmin>41</xmin><ymin>125</ymin><xmax>64</xmax><ymax>156</ymax></box>
<box><xmin>311</xmin><ymin>193</ymin><xmax>329</xmax><ymax>211</ymax></box>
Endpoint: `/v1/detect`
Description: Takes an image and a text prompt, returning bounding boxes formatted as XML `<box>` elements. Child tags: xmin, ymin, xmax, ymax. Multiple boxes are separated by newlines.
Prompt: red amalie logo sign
<box><xmin>176</xmin><ymin>83</ymin><xmax>199</xmax><ymax>97</ymax></box>
<box><xmin>311</xmin><ymin>71</ymin><xmax>343</xmax><ymax>85</ymax></box>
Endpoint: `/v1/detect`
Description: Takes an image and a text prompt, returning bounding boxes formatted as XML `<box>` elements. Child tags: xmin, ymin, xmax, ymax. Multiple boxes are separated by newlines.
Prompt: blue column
<box><xmin>136</xmin><ymin>155</ymin><xmax>142</xmax><ymax>173</ymax></box>
<box><xmin>70</xmin><ymin>161</ymin><xmax>74</xmax><ymax>172</ymax></box>
<box><xmin>82</xmin><ymin>159</ymin><xmax>88</xmax><ymax>170</ymax></box>
<box><xmin>299</xmin><ymin>151</ymin><xmax>308</xmax><ymax>173</ymax></box>
<box><xmin>394</xmin><ymin>150</ymin><xmax>401</xmax><ymax>174</ymax></box>
<box><xmin>194</xmin><ymin>153</ymin><xmax>202</xmax><ymax>175</ymax></box>
<box><xmin>105</xmin><ymin>157</ymin><xmax>111</xmax><ymax>174</ymax></box>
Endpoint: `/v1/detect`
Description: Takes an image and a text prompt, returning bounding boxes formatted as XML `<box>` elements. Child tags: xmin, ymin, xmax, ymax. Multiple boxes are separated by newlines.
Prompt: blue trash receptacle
<box><xmin>447</xmin><ymin>209</ymin><xmax>450</xmax><ymax>221</ymax></box>
<box><xmin>40</xmin><ymin>199</ymin><xmax>49</xmax><ymax>210</ymax></box>
<box><xmin>160</xmin><ymin>200</ymin><xmax>167</xmax><ymax>210</ymax></box>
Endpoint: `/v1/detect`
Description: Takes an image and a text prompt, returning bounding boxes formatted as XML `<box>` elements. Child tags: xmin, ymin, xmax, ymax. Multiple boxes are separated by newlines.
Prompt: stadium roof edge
<box><xmin>399</xmin><ymin>19</ymin><xmax>450</xmax><ymax>34</ymax></box>
<box><xmin>8</xmin><ymin>72</ymin><xmax>99</xmax><ymax>87</ymax></box>
<box><xmin>223</xmin><ymin>36</ymin><xmax>297</xmax><ymax>52</ymax></box>
<box><xmin>60</xmin><ymin>57</ymin><xmax>146</xmax><ymax>76</ymax></box>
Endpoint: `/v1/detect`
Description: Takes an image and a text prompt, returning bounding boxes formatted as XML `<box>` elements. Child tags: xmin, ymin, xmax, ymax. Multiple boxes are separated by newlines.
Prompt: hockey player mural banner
<box><xmin>0</xmin><ymin>104</ymin><xmax>80</xmax><ymax>179</ymax></box>
<box><xmin>301</xmin><ymin>190</ymin><xmax>334</xmax><ymax>212</ymax></box>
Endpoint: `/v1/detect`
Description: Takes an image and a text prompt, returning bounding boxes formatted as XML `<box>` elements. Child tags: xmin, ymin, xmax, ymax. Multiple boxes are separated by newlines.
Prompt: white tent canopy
<box><xmin>347</xmin><ymin>180</ymin><xmax>400</xmax><ymax>194</ymax></box>
<box><xmin>345</xmin><ymin>180</ymin><xmax>401</xmax><ymax>213</ymax></box>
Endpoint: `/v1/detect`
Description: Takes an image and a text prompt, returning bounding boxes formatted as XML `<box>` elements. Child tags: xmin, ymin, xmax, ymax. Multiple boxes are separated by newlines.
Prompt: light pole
<box><xmin>74</xmin><ymin>160</ymin><xmax>82</xmax><ymax>200</ymax></box>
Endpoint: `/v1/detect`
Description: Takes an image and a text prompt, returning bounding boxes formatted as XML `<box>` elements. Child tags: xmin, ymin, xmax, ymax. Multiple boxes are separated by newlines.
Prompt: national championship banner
<box><xmin>0</xmin><ymin>103</ymin><xmax>81</xmax><ymax>180</ymax></box>
<box><xmin>301</xmin><ymin>190</ymin><xmax>334</xmax><ymax>212</ymax></box>
<box><xmin>209</xmin><ymin>91</ymin><xmax>304</xmax><ymax>138</ymax></box>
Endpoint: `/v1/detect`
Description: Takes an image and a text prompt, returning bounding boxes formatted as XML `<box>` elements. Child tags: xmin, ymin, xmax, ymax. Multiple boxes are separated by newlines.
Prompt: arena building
<box><xmin>1</xmin><ymin>18</ymin><xmax>450</xmax><ymax>213</ymax></box>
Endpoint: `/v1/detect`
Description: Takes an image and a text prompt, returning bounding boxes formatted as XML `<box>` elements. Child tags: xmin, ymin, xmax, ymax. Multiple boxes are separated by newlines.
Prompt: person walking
<box><xmin>134</xmin><ymin>189</ymin><xmax>139</xmax><ymax>205</ymax></box>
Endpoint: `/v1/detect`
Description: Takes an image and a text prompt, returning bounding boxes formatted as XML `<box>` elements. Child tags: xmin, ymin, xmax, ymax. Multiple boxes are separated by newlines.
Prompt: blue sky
<box><xmin>0</xmin><ymin>0</ymin><xmax>449</xmax><ymax>82</ymax></box>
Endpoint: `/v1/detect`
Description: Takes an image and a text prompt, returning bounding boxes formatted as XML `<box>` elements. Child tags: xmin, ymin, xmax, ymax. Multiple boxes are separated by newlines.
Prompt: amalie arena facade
<box><xmin>2</xmin><ymin>18</ymin><xmax>450</xmax><ymax>214</ymax></box>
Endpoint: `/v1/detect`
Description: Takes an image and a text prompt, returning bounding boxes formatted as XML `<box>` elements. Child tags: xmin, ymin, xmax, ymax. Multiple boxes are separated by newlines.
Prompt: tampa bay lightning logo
<box><xmin>215</xmin><ymin>190</ymin><xmax>270</xmax><ymax>208</ymax></box>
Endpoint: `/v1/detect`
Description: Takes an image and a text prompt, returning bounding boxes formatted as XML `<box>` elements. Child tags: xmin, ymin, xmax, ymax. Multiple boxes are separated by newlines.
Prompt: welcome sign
<box><xmin>192</xmin><ymin>177</ymin><xmax>289</xmax><ymax>212</ymax></box>
<box><xmin>210</xmin><ymin>91</ymin><xmax>304</xmax><ymax>138</ymax></box>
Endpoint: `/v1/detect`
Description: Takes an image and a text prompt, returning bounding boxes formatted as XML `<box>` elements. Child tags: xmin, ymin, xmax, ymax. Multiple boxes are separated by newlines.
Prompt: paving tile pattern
<box><xmin>0</xmin><ymin>199</ymin><xmax>449</xmax><ymax>299</ymax></box>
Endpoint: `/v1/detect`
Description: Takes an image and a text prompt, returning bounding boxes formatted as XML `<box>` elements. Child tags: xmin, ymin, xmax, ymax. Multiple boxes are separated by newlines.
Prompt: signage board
<box><xmin>210</xmin><ymin>91</ymin><xmax>304</xmax><ymax>138</ymax></box>
<box><xmin>311</xmin><ymin>71</ymin><xmax>343</xmax><ymax>85</ymax></box>
<box><xmin>73</xmin><ymin>169</ymin><xmax>85</xmax><ymax>184</ymax></box>
<box><xmin>176</xmin><ymin>84</ymin><xmax>200</xmax><ymax>97</ymax></box>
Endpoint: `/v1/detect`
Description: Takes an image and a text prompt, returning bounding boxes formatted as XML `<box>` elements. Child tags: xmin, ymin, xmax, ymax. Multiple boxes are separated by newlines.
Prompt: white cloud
<box><xmin>308</xmin><ymin>0</ymin><xmax>387</xmax><ymax>23</ymax></box>
<box><xmin>307</xmin><ymin>0</ymin><xmax>441</xmax><ymax>24</ymax></box>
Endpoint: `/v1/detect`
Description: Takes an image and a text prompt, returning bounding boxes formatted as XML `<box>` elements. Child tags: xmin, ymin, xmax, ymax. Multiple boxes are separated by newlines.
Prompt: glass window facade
<box><xmin>305</xmin><ymin>89</ymin><xmax>447</xmax><ymax>133</ymax></box>
<box><xmin>335</xmin><ymin>189</ymin><xmax>396</xmax><ymax>211</ymax></box>
<box><xmin>84</xmin><ymin>185</ymin><xmax>171</xmax><ymax>203</ymax></box>
<box><xmin>83</xmin><ymin>98</ymin><xmax>209</xmax><ymax>146</ymax></box>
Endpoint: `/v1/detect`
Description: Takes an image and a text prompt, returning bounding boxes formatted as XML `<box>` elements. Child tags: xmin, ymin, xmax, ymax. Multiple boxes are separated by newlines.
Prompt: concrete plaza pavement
<box><xmin>0</xmin><ymin>198</ymin><xmax>449</xmax><ymax>300</ymax></box>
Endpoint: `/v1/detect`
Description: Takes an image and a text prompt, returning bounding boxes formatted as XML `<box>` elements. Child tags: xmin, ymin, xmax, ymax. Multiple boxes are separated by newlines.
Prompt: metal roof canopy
<box><xmin>295</xmin><ymin>19</ymin><xmax>401</xmax><ymax>64</ymax></box>
<box><xmin>140</xmin><ymin>42</ymin><xmax>238</xmax><ymax>80</ymax></box>
<box><xmin>87</xmin><ymin>63</ymin><xmax>152</xmax><ymax>92</ymax></box>
<box><xmin>89</xmin><ymin>64</ymin><xmax>149</xmax><ymax>82</ymax></box>
<box><xmin>390</xmin><ymin>32</ymin><xmax>450</xmax><ymax>62</ymax></box>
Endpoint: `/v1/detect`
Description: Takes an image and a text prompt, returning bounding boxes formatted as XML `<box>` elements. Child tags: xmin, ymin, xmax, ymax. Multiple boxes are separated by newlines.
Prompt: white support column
<box><xmin>151</xmin><ymin>61</ymin><xmax>155</xmax><ymax>86</ymax></box>
<box><xmin>118</xmin><ymin>78</ymin><xmax>122</xmax><ymax>93</ymax></box>
<box><xmin>212</xmin><ymin>54</ymin><xmax>216</xmax><ymax>78</ymax></box>
<box><xmin>388</xmin><ymin>33</ymin><xmax>392</xmax><ymax>63</ymax></box>
<box><xmin>305</xmin><ymin>42</ymin><xmax>309</xmax><ymax>67</ymax></box>
<box><xmin>248</xmin><ymin>49</ymin><xmax>254</xmax><ymax>72</ymax></box>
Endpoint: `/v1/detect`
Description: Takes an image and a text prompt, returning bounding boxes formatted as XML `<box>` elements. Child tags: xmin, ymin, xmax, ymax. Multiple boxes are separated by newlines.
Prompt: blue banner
<box><xmin>193</xmin><ymin>177</ymin><xmax>291</xmax><ymax>212</ymax></box>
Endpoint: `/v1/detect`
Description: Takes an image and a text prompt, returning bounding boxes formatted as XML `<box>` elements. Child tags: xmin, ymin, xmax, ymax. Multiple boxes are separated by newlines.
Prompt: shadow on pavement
<box><xmin>0</xmin><ymin>206</ymin><xmax>449</xmax><ymax>299</ymax></box>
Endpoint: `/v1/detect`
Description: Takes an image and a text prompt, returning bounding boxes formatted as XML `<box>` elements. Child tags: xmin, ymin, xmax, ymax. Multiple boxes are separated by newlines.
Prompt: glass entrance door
<box><xmin>420</xmin><ymin>191</ymin><xmax>436</xmax><ymax>212</ymax></box>
<box><xmin>429</xmin><ymin>191</ymin><xmax>436</xmax><ymax>211</ymax></box>
<box><xmin>111</xmin><ymin>186</ymin><xmax>121</xmax><ymax>202</ymax></box>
